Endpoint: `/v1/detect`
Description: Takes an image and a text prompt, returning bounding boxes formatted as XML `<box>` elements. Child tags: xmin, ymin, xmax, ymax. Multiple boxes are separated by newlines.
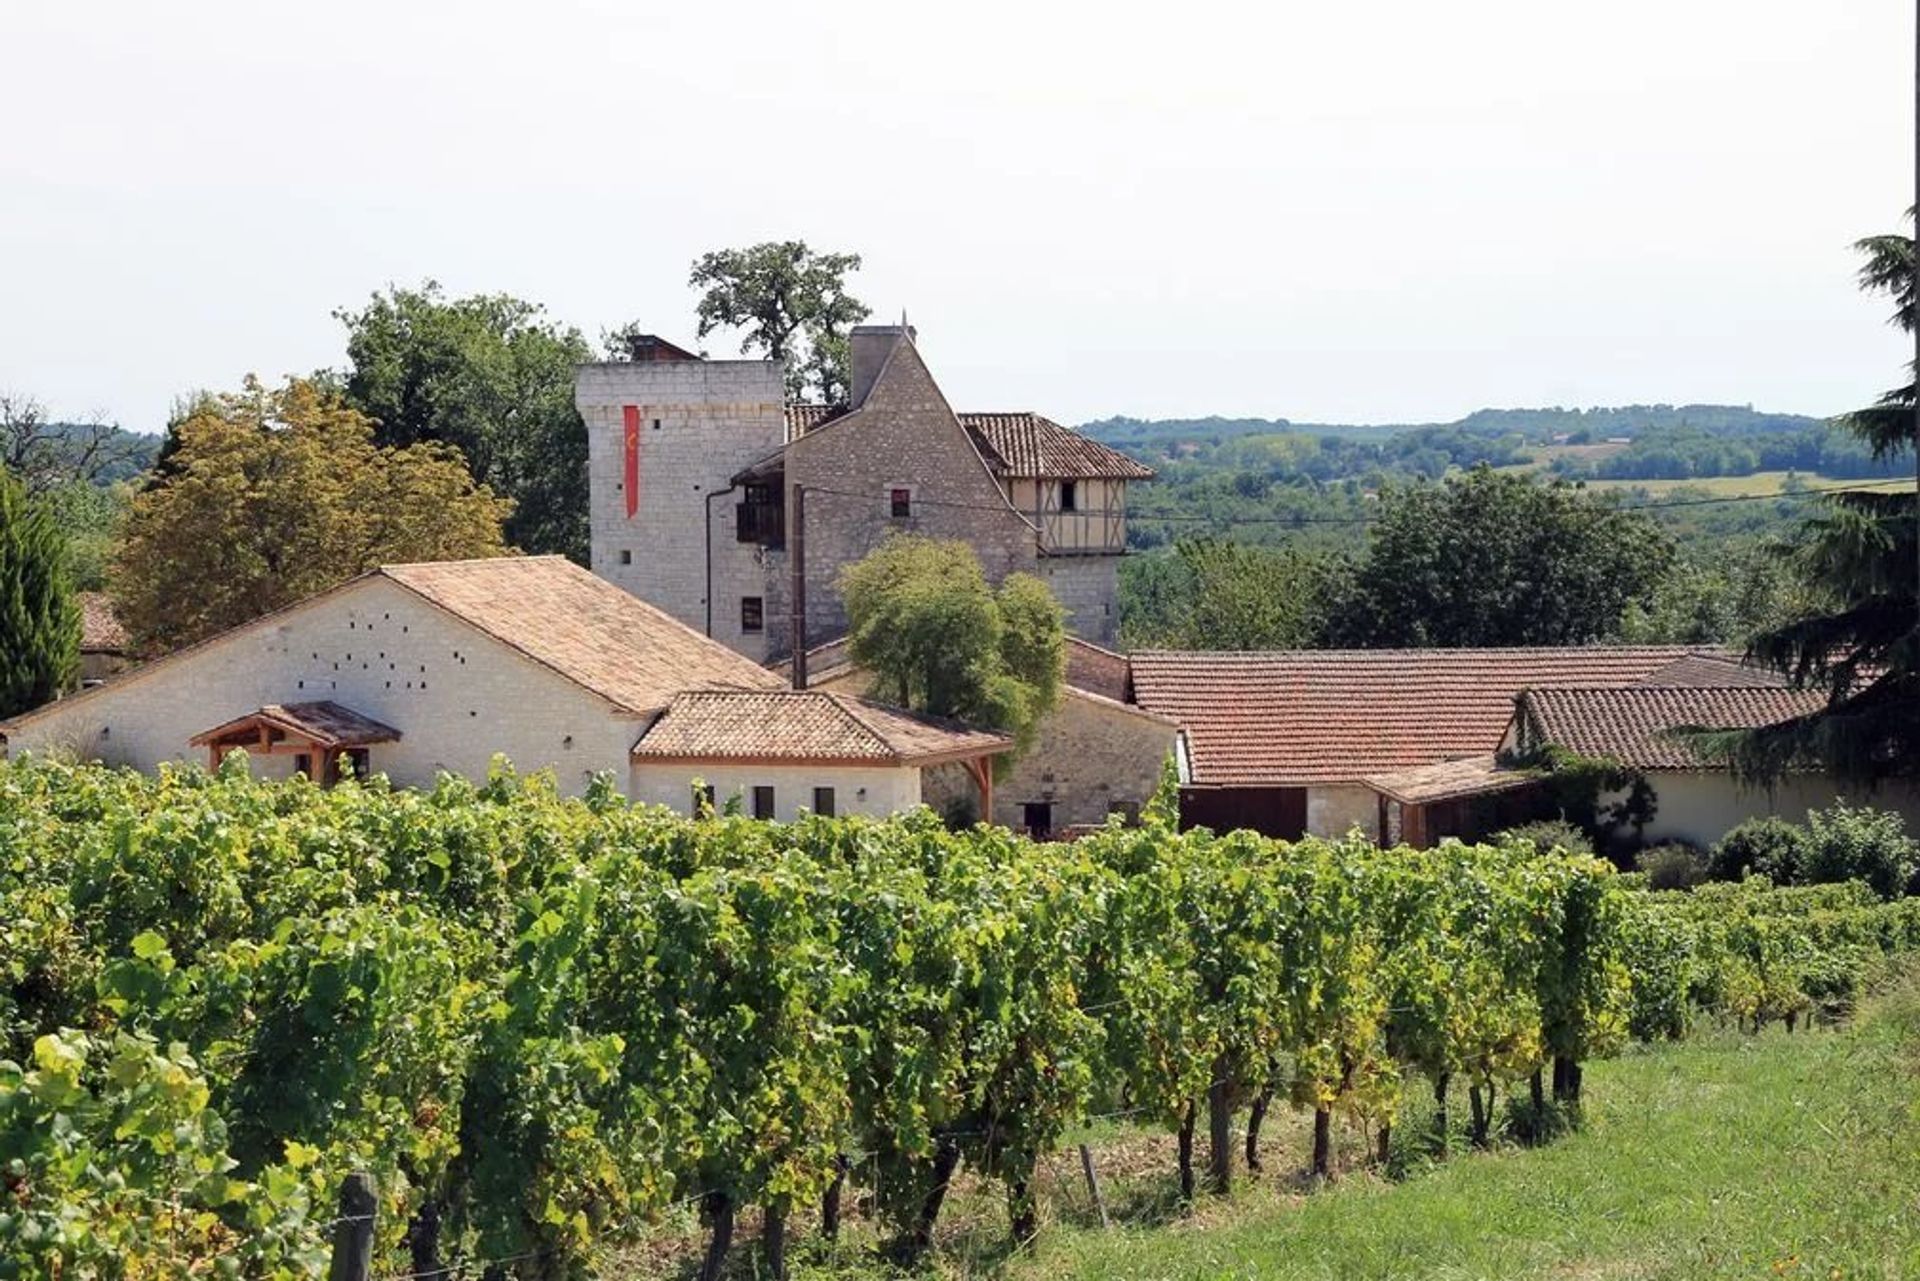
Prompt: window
<box><xmin>1060</xmin><ymin>480</ymin><xmax>1078</xmax><ymax>512</ymax></box>
<box><xmin>1023</xmin><ymin>802</ymin><xmax>1054</xmax><ymax>840</ymax></box>
<box><xmin>293</xmin><ymin>753</ymin><xmax>312</xmax><ymax>778</ymax></box>
<box><xmin>1108</xmin><ymin>799</ymin><xmax>1142</xmax><ymax>827</ymax></box>
<box><xmin>741</xmin><ymin>596</ymin><xmax>764</xmax><ymax>634</ymax></box>
<box><xmin>692</xmin><ymin>783</ymin><xmax>716</xmax><ymax>816</ymax></box>
<box><xmin>752</xmin><ymin>785</ymin><xmax>777</xmax><ymax>820</ymax></box>
<box><xmin>812</xmin><ymin>786</ymin><xmax>836</xmax><ymax>817</ymax></box>
<box><xmin>342</xmin><ymin>748</ymin><xmax>371</xmax><ymax>781</ymax></box>
<box><xmin>889</xmin><ymin>487</ymin><xmax>913</xmax><ymax>519</ymax></box>
<box><xmin>618</xmin><ymin>549</ymin><xmax>632</xmax><ymax>565</ymax></box>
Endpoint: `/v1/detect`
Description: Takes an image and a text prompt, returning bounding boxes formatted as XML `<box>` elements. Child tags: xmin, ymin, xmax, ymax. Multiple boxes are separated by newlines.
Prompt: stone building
<box><xmin>574</xmin><ymin>322</ymin><xmax>1152</xmax><ymax>660</ymax></box>
<box><xmin>0</xmin><ymin>557</ymin><xmax>1005</xmax><ymax>817</ymax></box>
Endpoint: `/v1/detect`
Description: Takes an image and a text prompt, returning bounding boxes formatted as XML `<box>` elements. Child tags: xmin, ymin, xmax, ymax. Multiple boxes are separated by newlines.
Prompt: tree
<box><xmin>1120</xmin><ymin>539</ymin><xmax>1347</xmax><ymax>650</ymax></box>
<box><xmin>688</xmin><ymin>242</ymin><xmax>869</xmax><ymax>402</ymax></box>
<box><xmin>334</xmin><ymin>283</ymin><xmax>593</xmax><ymax>561</ymax></box>
<box><xmin>110</xmin><ymin>377</ymin><xmax>511</xmax><ymax>654</ymax></box>
<box><xmin>0</xmin><ymin>468</ymin><xmax>80</xmax><ymax>716</ymax></box>
<box><xmin>1</xmin><ymin>393</ymin><xmax>154</xmax><ymax>496</ymax></box>
<box><xmin>839</xmin><ymin>535</ymin><xmax>1064</xmax><ymax>762</ymax></box>
<box><xmin>1329</xmin><ymin>468</ymin><xmax>1673</xmax><ymax>647</ymax></box>
<box><xmin>1720</xmin><ymin>225</ymin><xmax>1920</xmax><ymax>785</ymax></box>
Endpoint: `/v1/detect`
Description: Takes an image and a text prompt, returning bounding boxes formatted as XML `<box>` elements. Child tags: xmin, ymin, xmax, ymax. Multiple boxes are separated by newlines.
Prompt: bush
<box><xmin>1496</xmin><ymin>820</ymin><xmax>1595</xmax><ymax>859</ymax></box>
<box><xmin>1803</xmin><ymin>802</ymin><xmax>1918</xmax><ymax>900</ymax></box>
<box><xmin>1639</xmin><ymin>842</ymin><xmax>1709</xmax><ymax>891</ymax></box>
<box><xmin>1709</xmin><ymin>818</ymin><xmax>1806</xmax><ymax>884</ymax></box>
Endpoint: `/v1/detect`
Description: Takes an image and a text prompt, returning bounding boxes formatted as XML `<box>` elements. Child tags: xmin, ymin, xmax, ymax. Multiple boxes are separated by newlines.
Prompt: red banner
<box><xmin>622</xmin><ymin>405</ymin><xmax>640</xmax><ymax>518</ymax></box>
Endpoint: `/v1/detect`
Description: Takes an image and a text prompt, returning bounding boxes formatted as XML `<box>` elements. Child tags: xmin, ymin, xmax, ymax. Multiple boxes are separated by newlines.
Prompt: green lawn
<box><xmin>1014</xmin><ymin>991</ymin><xmax>1920</xmax><ymax>1281</ymax></box>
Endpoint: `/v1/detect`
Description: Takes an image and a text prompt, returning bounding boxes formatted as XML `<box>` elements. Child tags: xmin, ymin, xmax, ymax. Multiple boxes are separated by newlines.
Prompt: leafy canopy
<box><xmin>1723</xmin><ymin>224</ymin><xmax>1920</xmax><ymax>785</ymax></box>
<box><xmin>334</xmin><ymin>282</ymin><xmax>594</xmax><ymax>561</ymax></box>
<box><xmin>0</xmin><ymin>468</ymin><xmax>80</xmax><ymax>715</ymax></box>
<box><xmin>1330</xmin><ymin>466</ymin><xmax>1674</xmax><ymax>647</ymax></box>
<box><xmin>685</xmin><ymin>241</ymin><xmax>870</xmax><ymax>402</ymax></box>
<box><xmin>110</xmin><ymin>377</ymin><xmax>511</xmax><ymax>653</ymax></box>
<box><xmin>839</xmin><ymin>534</ymin><xmax>1064</xmax><ymax>762</ymax></box>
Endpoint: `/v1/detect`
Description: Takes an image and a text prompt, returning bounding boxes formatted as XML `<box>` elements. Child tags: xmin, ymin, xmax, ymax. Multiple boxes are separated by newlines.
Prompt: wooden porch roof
<box><xmin>190</xmin><ymin>701</ymin><xmax>401</xmax><ymax>750</ymax></box>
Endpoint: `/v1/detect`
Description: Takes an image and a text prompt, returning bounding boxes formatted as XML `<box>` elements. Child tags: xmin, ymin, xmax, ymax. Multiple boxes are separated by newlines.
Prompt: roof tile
<box><xmin>1519</xmin><ymin>685</ymin><xmax>1826</xmax><ymax>769</ymax></box>
<box><xmin>632</xmin><ymin>689</ymin><xmax>1010</xmax><ymax>764</ymax></box>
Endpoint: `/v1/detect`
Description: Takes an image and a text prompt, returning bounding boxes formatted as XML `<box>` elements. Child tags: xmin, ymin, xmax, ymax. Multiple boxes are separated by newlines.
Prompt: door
<box><xmin>1022</xmin><ymin>802</ymin><xmax>1054</xmax><ymax>840</ymax></box>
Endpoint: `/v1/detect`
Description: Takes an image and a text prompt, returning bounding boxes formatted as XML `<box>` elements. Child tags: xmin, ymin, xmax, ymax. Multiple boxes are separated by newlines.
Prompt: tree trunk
<box><xmin>1177</xmin><ymin>1102</ymin><xmax>1197</xmax><ymax>1203</ymax></box>
<box><xmin>1207</xmin><ymin>1057</ymin><xmax>1233</xmax><ymax>1194</ymax></box>
<box><xmin>1552</xmin><ymin>1055</ymin><xmax>1576</xmax><ymax>1105</ymax></box>
<box><xmin>763</xmin><ymin>1202</ymin><xmax>788</xmax><ymax>1281</ymax></box>
<box><xmin>905</xmin><ymin>1139</ymin><xmax>963</xmax><ymax>1264</ymax></box>
<box><xmin>1566</xmin><ymin>1060</ymin><xmax>1583</xmax><ymax>1110</ymax></box>
<box><xmin>404</xmin><ymin>1196</ymin><xmax>443</xmax><ymax>1280</ymax></box>
<box><xmin>1311</xmin><ymin>1107</ymin><xmax>1332</xmax><ymax>1181</ymax></box>
<box><xmin>1432</xmin><ymin>1072</ymin><xmax>1451</xmax><ymax>1157</ymax></box>
<box><xmin>1469</xmin><ymin>1084</ymin><xmax>1488</xmax><ymax>1148</ymax></box>
<box><xmin>1008</xmin><ymin>1178</ymin><xmax>1038</xmax><ymax>1248</ymax></box>
<box><xmin>699</xmin><ymin>1192</ymin><xmax>734</xmax><ymax>1281</ymax></box>
<box><xmin>821</xmin><ymin>1155</ymin><xmax>847</xmax><ymax>1241</ymax></box>
<box><xmin>1246</xmin><ymin>1086</ymin><xmax>1273</xmax><ymax>1171</ymax></box>
<box><xmin>1530</xmin><ymin>1067</ymin><xmax>1546</xmax><ymax>1116</ymax></box>
<box><xmin>1375</xmin><ymin>1120</ymin><xmax>1392</xmax><ymax>1167</ymax></box>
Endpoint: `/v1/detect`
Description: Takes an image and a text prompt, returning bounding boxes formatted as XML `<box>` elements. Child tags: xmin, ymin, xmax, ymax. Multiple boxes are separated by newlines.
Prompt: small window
<box><xmin>652</xmin><ymin>418</ymin><xmax>662</xmax><ymax>431</ymax></box>
<box><xmin>618</xmin><ymin>549</ymin><xmax>632</xmax><ymax>565</ymax></box>
<box><xmin>752</xmin><ymin>785</ymin><xmax>777</xmax><ymax>821</ymax></box>
<box><xmin>342</xmin><ymin>748</ymin><xmax>371</xmax><ymax>781</ymax></box>
<box><xmin>1060</xmin><ymin>481</ymin><xmax>1078</xmax><ymax>512</ymax></box>
<box><xmin>889</xmin><ymin>487</ymin><xmax>913</xmax><ymax>519</ymax></box>
<box><xmin>812</xmin><ymin>786</ymin><xmax>836</xmax><ymax>817</ymax></box>
<box><xmin>1108</xmin><ymin>799</ymin><xmax>1142</xmax><ymax>827</ymax></box>
<box><xmin>293</xmin><ymin>753</ymin><xmax>313</xmax><ymax>778</ymax></box>
<box><xmin>692</xmin><ymin>783</ymin><xmax>716</xmax><ymax>817</ymax></box>
<box><xmin>741</xmin><ymin>596</ymin><xmax>764</xmax><ymax>635</ymax></box>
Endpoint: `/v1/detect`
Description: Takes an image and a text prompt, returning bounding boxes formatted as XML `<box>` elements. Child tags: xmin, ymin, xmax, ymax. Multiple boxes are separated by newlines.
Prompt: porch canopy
<box><xmin>190</xmin><ymin>701</ymin><xmax>400</xmax><ymax>782</ymax></box>
<box><xmin>1364</xmin><ymin>754</ymin><xmax>1544</xmax><ymax>848</ymax></box>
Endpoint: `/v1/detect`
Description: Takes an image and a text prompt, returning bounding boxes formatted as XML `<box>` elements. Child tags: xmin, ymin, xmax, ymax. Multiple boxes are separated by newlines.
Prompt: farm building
<box><xmin>0</xmin><ymin>557</ymin><xmax>1006</xmax><ymax>818</ymax></box>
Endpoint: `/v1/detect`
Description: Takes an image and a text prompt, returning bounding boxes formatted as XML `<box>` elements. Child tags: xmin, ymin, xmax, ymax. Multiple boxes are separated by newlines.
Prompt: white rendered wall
<box><xmin>3</xmin><ymin>577</ymin><xmax>643</xmax><ymax>797</ymax></box>
<box><xmin>627</xmin><ymin>761</ymin><xmax>922</xmax><ymax>820</ymax></box>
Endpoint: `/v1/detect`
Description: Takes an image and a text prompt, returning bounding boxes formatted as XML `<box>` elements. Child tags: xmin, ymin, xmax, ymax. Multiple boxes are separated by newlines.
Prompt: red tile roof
<box><xmin>1632</xmin><ymin>653</ymin><xmax>1788</xmax><ymax>688</ymax></box>
<box><xmin>1516</xmin><ymin>685</ymin><xmax>1827</xmax><ymax>770</ymax></box>
<box><xmin>784</xmin><ymin>406</ymin><xmax>1153</xmax><ymax>480</ymax></box>
<box><xmin>632</xmin><ymin>689</ymin><xmax>1011</xmax><ymax>765</ymax></box>
<box><xmin>1129</xmin><ymin>647</ymin><xmax>1709</xmax><ymax>786</ymax></box>
<box><xmin>1364</xmin><ymin>754</ymin><xmax>1537</xmax><ymax>805</ymax></box>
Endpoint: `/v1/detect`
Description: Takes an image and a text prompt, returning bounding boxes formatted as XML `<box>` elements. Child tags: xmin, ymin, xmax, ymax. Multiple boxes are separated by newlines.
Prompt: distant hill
<box><xmin>1079</xmin><ymin>404</ymin><xmax>1828</xmax><ymax>453</ymax></box>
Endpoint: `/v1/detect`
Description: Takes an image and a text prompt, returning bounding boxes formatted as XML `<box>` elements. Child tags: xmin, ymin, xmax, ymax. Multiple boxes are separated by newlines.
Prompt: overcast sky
<box><xmin>2</xmin><ymin>1</ymin><xmax>1911</xmax><ymax>429</ymax></box>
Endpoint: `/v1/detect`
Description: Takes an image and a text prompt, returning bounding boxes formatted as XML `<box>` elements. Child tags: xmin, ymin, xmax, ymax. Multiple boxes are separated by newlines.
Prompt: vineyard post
<box><xmin>327</xmin><ymin>1172</ymin><xmax>376</xmax><ymax>1281</ymax></box>
<box><xmin>1078</xmin><ymin>1143</ymin><xmax>1110</xmax><ymax>1230</ymax></box>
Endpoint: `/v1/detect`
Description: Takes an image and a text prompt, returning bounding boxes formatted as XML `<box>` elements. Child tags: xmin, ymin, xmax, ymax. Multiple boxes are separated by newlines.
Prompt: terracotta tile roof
<box><xmin>632</xmin><ymin>689</ymin><xmax>1011</xmax><ymax>765</ymax></box>
<box><xmin>1633</xmin><ymin>653</ymin><xmax>1788</xmax><ymax>688</ymax></box>
<box><xmin>1065</xmin><ymin>636</ymin><xmax>1133</xmax><ymax>702</ymax></box>
<box><xmin>190</xmin><ymin>701</ymin><xmax>400</xmax><ymax>748</ymax></box>
<box><xmin>77</xmin><ymin>592</ymin><xmax>127</xmax><ymax>653</ymax></box>
<box><xmin>1129</xmin><ymin>647</ymin><xmax>1707</xmax><ymax>786</ymax></box>
<box><xmin>1516</xmin><ymin>685</ymin><xmax>1827</xmax><ymax>770</ymax></box>
<box><xmin>381</xmin><ymin>557</ymin><xmax>783</xmax><ymax>714</ymax></box>
<box><xmin>784</xmin><ymin>405</ymin><xmax>1153</xmax><ymax>480</ymax></box>
<box><xmin>1364</xmin><ymin>754</ymin><xmax>1537</xmax><ymax>805</ymax></box>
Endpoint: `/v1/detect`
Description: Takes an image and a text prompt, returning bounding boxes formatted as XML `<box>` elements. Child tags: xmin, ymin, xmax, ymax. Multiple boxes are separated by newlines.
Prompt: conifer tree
<box><xmin>0</xmin><ymin>468</ymin><xmax>80</xmax><ymax>716</ymax></box>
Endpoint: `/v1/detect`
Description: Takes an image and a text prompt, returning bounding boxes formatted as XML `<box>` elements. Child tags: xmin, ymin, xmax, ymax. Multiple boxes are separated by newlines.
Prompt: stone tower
<box><xmin>575</xmin><ymin>341</ymin><xmax>785</xmax><ymax>650</ymax></box>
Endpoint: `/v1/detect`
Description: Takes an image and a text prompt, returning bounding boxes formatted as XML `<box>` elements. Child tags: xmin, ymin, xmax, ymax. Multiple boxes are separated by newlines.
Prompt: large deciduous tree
<box><xmin>110</xmin><ymin>377</ymin><xmax>512</xmax><ymax>654</ymax></box>
<box><xmin>840</xmin><ymin>535</ymin><xmax>1064</xmax><ymax>763</ymax></box>
<box><xmin>685</xmin><ymin>242</ymin><xmax>869</xmax><ymax>402</ymax></box>
<box><xmin>0</xmin><ymin>468</ymin><xmax>80</xmax><ymax>715</ymax></box>
<box><xmin>1120</xmin><ymin>538</ymin><xmax>1346</xmax><ymax>650</ymax></box>
<box><xmin>1329</xmin><ymin>467</ymin><xmax>1673</xmax><ymax>647</ymax></box>
<box><xmin>1721</xmin><ymin>226</ymin><xmax>1920</xmax><ymax>785</ymax></box>
<box><xmin>334</xmin><ymin>283</ymin><xmax>593</xmax><ymax>561</ymax></box>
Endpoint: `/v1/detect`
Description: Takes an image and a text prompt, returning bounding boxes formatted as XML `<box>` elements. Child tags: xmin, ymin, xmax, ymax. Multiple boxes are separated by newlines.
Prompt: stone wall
<box><xmin>627</xmin><ymin>760</ymin><xmax>922</xmax><ymax>820</ymax></box>
<box><xmin>1307</xmin><ymin>784</ymin><xmax>1382</xmax><ymax>841</ymax></box>
<box><xmin>781</xmin><ymin>339</ymin><xmax>1040</xmax><ymax>655</ymax></box>
<box><xmin>576</xmin><ymin>360</ymin><xmax>785</xmax><ymax>638</ymax></box>
<box><xmin>1037</xmin><ymin>555</ymin><xmax>1123</xmax><ymax>647</ymax></box>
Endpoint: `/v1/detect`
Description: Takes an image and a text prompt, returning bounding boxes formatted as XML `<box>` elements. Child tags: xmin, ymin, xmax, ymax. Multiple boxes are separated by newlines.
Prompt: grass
<box><xmin>607</xmin><ymin>980</ymin><xmax>1920</xmax><ymax>1280</ymax></box>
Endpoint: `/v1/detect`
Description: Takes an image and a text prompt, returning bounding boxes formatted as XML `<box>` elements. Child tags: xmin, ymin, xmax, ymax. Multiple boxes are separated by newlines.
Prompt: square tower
<box><xmin>576</xmin><ymin>349</ymin><xmax>786</xmax><ymax>639</ymax></box>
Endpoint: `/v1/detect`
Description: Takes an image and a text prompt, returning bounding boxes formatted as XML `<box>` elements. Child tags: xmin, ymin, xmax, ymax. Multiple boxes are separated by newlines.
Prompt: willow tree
<box><xmin>1726</xmin><ymin>226</ymin><xmax>1919</xmax><ymax>784</ymax></box>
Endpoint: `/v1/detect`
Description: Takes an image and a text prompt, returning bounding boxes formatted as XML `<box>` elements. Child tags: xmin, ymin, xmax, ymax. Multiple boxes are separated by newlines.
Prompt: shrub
<box><xmin>1495</xmin><ymin>820</ymin><xmax>1595</xmax><ymax>859</ymax></box>
<box><xmin>1802</xmin><ymin>802</ymin><xmax>1918</xmax><ymax>900</ymax></box>
<box><xmin>1639</xmin><ymin>842</ymin><xmax>1709</xmax><ymax>891</ymax></box>
<box><xmin>1709</xmin><ymin>817</ymin><xmax>1806</xmax><ymax>884</ymax></box>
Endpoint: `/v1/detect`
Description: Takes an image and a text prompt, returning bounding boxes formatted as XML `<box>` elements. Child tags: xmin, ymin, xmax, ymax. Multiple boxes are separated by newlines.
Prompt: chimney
<box><xmin>848</xmin><ymin>323</ymin><xmax>914</xmax><ymax>407</ymax></box>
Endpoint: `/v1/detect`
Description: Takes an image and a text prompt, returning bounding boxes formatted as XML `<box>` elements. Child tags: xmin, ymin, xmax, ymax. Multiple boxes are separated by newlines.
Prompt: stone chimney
<box><xmin>849</xmin><ymin>322</ymin><xmax>914</xmax><ymax>407</ymax></box>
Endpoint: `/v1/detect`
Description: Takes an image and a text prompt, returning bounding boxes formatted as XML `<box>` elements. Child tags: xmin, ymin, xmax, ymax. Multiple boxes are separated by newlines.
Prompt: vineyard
<box><xmin>3</xmin><ymin>758</ymin><xmax>1918</xmax><ymax>1279</ymax></box>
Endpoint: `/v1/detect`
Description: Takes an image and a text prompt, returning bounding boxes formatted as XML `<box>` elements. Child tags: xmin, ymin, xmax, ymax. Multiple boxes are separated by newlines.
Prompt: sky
<box><xmin>1</xmin><ymin>0</ymin><xmax>1912</xmax><ymax>430</ymax></box>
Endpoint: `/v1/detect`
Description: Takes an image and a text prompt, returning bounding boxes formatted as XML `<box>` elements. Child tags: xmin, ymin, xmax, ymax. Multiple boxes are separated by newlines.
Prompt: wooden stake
<box><xmin>327</xmin><ymin>1172</ymin><xmax>376</xmax><ymax>1281</ymax></box>
<box><xmin>1078</xmin><ymin>1143</ymin><xmax>1110</xmax><ymax>1230</ymax></box>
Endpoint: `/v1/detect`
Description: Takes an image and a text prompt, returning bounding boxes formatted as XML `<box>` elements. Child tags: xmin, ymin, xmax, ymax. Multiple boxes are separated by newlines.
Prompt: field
<box><xmin>615</xmin><ymin>978</ymin><xmax>1920</xmax><ymax>1279</ymax></box>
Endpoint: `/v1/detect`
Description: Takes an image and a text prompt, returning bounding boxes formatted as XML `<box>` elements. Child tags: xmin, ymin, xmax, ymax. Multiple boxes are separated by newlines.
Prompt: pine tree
<box><xmin>1726</xmin><ymin>228</ymin><xmax>1919</xmax><ymax>784</ymax></box>
<box><xmin>0</xmin><ymin>468</ymin><xmax>80</xmax><ymax>717</ymax></box>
